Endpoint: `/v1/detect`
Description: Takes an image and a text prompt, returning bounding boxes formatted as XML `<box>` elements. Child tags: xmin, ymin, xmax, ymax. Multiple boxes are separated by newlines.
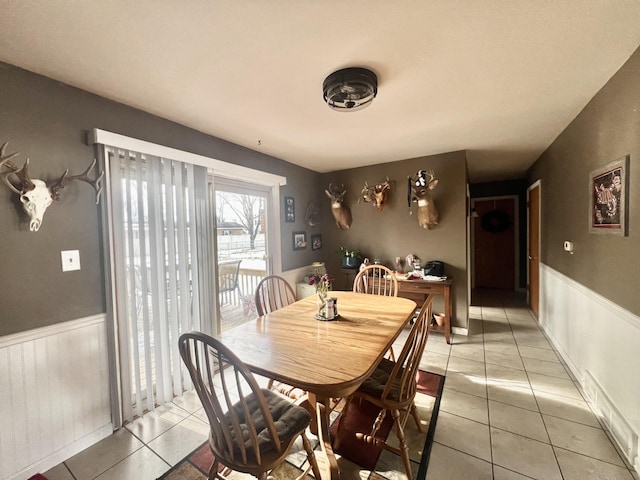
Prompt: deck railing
<box><xmin>218</xmin><ymin>267</ymin><xmax>266</xmax><ymax>306</ymax></box>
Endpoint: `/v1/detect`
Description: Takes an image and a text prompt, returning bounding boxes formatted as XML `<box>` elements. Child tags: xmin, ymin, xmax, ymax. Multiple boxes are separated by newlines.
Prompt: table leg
<box><xmin>444</xmin><ymin>286</ymin><xmax>452</xmax><ymax>344</ymax></box>
<box><xmin>309</xmin><ymin>393</ymin><xmax>340</xmax><ymax>480</ymax></box>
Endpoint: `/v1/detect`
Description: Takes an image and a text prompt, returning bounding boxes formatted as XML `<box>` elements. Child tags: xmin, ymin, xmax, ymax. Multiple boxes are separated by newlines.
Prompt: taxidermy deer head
<box><xmin>407</xmin><ymin>169</ymin><xmax>439</xmax><ymax>229</ymax></box>
<box><xmin>325</xmin><ymin>182</ymin><xmax>352</xmax><ymax>229</ymax></box>
<box><xmin>1</xmin><ymin>141</ymin><xmax>104</xmax><ymax>232</ymax></box>
<box><xmin>360</xmin><ymin>177</ymin><xmax>391</xmax><ymax>212</ymax></box>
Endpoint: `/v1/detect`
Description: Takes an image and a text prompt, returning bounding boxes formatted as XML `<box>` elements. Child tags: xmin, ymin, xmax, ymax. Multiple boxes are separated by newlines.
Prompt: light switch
<box><xmin>61</xmin><ymin>250</ymin><xmax>81</xmax><ymax>271</ymax></box>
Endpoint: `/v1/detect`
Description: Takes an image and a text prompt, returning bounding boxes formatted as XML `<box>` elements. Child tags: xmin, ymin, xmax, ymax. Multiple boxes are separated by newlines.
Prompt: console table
<box><xmin>397</xmin><ymin>278</ymin><xmax>453</xmax><ymax>344</ymax></box>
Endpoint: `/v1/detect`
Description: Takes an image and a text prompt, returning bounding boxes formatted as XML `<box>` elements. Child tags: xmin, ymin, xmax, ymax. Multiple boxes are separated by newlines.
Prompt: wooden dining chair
<box><xmin>178</xmin><ymin>331</ymin><xmax>320</xmax><ymax>480</ymax></box>
<box><xmin>253</xmin><ymin>275</ymin><xmax>304</xmax><ymax>397</ymax></box>
<box><xmin>334</xmin><ymin>294</ymin><xmax>435</xmax><ymax>479</ymax></box>
<box><xmin>353</xmin><ymin>264</ymin><xmax>399</xmax><ymax>360</ymax></box>
<box><xmin>353</xmin><ymin>264</ymin><xmax>398</xmax><ymax>296</ymax></box>
<box><xmin>254</xmin><ymin>275</ymin><xmax>296</xmax><ymax>316</ymax></box>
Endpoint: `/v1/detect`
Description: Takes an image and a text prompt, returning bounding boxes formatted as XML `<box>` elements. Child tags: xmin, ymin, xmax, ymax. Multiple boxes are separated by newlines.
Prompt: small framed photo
<box><xmin>292</xmin><ymin>231</ymin><xmax>307</xmax><ymax>250</ymax></box>
<box><xmin>284</xmin><ymin>196</ymin><xmax>295</xmax><ymax>223</ymax></box>
<box><xmin>589</xmin><ymin>155</ymin><xmax>629</xmax><ymax>236</ymax></box>
<box><xmin>311</xmin><ymin>234</ymin><xmax>322</xmax><ymax>250</ymax></box>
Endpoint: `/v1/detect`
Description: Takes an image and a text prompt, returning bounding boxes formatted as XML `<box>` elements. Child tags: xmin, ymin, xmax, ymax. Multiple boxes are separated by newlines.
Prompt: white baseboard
<box><xmin>8</xmin><ymin>424</ymin><xmax>113</xmax><ymax>480</ymax></box>
<box><xmin>0</xmin><ymin>314</ymin><xmax>112</xmax><ymax>480</ymax></box>
<box><xmin>540</xmin><ymin>264</ymin><xmax>639</xmax><ymax>473</ymax></box>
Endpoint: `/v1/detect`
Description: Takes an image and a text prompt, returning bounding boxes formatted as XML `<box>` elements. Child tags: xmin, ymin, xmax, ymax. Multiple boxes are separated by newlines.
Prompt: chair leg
<box><xmin>300</xmin><ymin>431</ymin><xmax>322</xmax><ymax>480</ymax></box>
<box><xmin>410</xmin><ymin>400</ymin><xmax>423</xmax><ymax>433</ymax></box>
<box><xmin>391</xmin><ymin>408</ymin><xmax>413</xmax><ymax>479</ymax></box>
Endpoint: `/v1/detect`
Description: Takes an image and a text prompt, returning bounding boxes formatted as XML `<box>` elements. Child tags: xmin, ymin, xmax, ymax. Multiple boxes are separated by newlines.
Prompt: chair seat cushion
<box><xmin>224</xmin><ymin>388</ymin><xmax>310</xmax><ymax>457</ymax></box>
<box><xmin>357</xmin><ymin>358</ymin><xmax>403</xmax><ymax>400</ymax></box>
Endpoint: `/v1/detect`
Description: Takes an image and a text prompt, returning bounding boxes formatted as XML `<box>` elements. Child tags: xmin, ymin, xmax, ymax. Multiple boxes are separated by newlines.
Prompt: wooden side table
<box><xmin>340</xmin><ymin>268</ymin><xmax>358</xmax><ymax>291</ymax></box>
<box><xmin>396</xmin><ymin>278</ymin><xmax>453</xmax><ymax>344</ymax></box>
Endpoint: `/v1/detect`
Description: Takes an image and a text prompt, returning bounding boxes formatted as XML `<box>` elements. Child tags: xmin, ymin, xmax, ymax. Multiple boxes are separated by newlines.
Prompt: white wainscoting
<box><xmin>540</xmin><ymin>264</ymin><xmax>640</xmax><ymax>473</ymax></box>
<box><xmin>0</xmin><ymin>314</ymin><xmax>113</xmax><ymax>480</ymax></box>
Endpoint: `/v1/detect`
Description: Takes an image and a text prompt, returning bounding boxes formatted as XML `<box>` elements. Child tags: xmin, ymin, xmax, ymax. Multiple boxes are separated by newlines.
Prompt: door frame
<box><xmin>527</xmin><ymin>180</ymin><xmax>541</xmax><ymax>316</ymax></box>
<box><xmin>470</xmin><ymin>195</ymin><xmax>519</xmax><ymax>290</ymax></box>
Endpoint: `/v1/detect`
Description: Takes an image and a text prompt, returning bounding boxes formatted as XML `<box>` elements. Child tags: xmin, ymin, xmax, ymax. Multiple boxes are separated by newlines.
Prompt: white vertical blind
<box><xmin>108</xmin><ymin>148</ymin><xmax>207</xmax><ymax>421</ymax></box>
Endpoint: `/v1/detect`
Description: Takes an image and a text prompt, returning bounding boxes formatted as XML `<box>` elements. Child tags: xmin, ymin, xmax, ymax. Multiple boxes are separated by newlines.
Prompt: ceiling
<box><xmin>2</xmin><ymin>1</ymin><xmax>640</xmax><ymax>183</ymax></box>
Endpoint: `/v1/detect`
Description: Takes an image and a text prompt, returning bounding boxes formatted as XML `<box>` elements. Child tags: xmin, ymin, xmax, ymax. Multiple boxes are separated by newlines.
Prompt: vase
<box><xmin>317</xmin><ymin>292</ymin><xmax>328</xmax><ymax>317</ymax></box>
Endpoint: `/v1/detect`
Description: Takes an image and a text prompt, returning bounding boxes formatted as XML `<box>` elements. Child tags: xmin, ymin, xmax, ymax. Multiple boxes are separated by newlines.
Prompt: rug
<box><xmin>158</xmin><ymin>370</ymin><xmax>444</xmax><ymax>480</ymax></box>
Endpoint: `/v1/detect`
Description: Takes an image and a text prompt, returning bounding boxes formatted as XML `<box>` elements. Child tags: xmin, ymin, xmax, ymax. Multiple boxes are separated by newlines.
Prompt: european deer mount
<box><xmin>325</xmin><ymin>182</ymin><xmax>352</xmax><ymax>229</ymax></box>
<box><xmin>360</xmin><ymin>176</ymin><xmax>392</xmax><ymax>212</ymax></box>
<box><xmin>0</xmin><ymin>141</ymin><xmax>104</xmax><ymax>232</ymax></box>
<box><xmin>407</xmin><ymin>169</ymin><xmax>439</xmax><ymax>229</ymax></box>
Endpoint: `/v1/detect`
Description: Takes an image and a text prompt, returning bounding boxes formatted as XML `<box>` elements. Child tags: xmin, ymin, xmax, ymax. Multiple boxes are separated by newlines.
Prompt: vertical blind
<box><xmin>108</xmin><ymin>147</ymin><xmax>213</xmax><ymax>422</ymax></box>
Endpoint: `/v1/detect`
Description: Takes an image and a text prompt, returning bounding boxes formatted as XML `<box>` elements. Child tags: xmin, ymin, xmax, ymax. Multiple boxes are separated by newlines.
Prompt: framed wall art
<box><xmin>589</xmin><ymin>155</ymin><xmax>629</xmax><ymax>236</ymax></box>
<box><xmin>292</xmin><ymin>231</ymin><xmax>307</xmax><ymax>250</ymax></box>
<box><xmin>284</xmin><ymin>196</ymin><xmax>295</xmax><ymax>222</ymax></box>
<box><xmin>311</xmin><ymin>234</ymin><xmax>322</xmax><ymax>250</ymax></box>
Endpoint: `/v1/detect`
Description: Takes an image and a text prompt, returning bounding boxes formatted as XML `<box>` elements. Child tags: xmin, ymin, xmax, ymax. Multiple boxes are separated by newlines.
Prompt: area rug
<box><xmin>158</xmin><ymin>370</ymin><xmax>444</xmax><ymax>480</ymax></box>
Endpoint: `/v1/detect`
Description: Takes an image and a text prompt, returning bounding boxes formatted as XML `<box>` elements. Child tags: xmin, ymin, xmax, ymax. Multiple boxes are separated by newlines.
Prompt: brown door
<box><xmin>473</xmin><ymin>198</ymin><xmax>516</xmax><ymax>289</ymax></box>
<box><xmin>527</xmin><ymin>184</ymin><xmax>540</xmax><ymax>316</ymax></box>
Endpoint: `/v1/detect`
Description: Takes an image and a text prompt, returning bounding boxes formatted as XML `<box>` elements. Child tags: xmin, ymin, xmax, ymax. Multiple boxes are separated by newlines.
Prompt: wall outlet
<box><xmin>61</xmin><ymin>250</ymin><xmax>81</xmax><ymax>272</ymax></box>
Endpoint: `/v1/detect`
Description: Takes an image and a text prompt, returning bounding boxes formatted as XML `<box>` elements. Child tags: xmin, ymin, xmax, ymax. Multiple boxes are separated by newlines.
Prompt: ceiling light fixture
<box><xmin>322</xmin><ymin>67</ymin><xmax>378</xmax><ymax>112</ymax></box>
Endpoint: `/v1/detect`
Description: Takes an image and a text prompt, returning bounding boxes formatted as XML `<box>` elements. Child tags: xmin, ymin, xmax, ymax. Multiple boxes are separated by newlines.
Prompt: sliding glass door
<box><xmin>94</xmin><ymin>129</ymin><xmax>285</xmax><ymax>426</ymax></box>
<box><xmin>213</xmin><ymin>178</ymin><xmax>272</xmax><ymax>332</ymax></box>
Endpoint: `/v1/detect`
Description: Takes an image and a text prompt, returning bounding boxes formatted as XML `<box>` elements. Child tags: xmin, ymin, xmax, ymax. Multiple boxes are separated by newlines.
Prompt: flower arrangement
<box><xmin>309</xmin><ymin>273</ymin><xmax>334</xmax><ymax>318</ymax></box>
<box><xmin>308</xmin><ymin>273</ymin><xmax>333</xmax><ymax>298</ymax></box>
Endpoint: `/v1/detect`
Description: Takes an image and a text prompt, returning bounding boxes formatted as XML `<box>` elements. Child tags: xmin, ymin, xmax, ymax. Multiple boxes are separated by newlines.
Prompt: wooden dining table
<box><xmin>216</xmin><ymin>290</ymin><xmax>418</xmax><ymax>480</ymax></box>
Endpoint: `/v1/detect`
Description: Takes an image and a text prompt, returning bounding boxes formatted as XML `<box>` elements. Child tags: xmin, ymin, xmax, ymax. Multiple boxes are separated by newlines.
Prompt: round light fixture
<box><xmin>322</xmin><ymin>67</ymin><xmax>378</xmax><ymax>111</ymax></box>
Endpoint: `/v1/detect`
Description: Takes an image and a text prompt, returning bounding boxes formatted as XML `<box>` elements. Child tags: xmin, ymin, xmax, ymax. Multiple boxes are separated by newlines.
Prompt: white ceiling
<box><xmin>2</xmin><ymin>1</ymin><xmax>640</xmax><ymax>183</ymax></box>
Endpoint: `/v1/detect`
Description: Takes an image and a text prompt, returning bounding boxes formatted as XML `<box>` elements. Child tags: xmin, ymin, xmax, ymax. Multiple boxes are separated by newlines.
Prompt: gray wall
<box><xmin>528</xmin><ymin>46</ymin><xmax>640</xmax><ymax>316</ymax></box>
<box><xmin>0</xmin><ymin>62</ymin><xmax>471</xmax><ymax>336</ymax></box>
<box><xmin>0</xmin><ymin>63</ymin><xmax>322</xmax><ymax>336</ymax></box>
<box><xmin>320</xmin><ymin>151</ymin><xmax>469</xmax><ymax>328</ymax></box>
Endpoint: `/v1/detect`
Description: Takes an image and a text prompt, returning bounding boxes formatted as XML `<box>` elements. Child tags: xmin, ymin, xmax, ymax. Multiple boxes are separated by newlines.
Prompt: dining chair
<box><xmin>218</xmin><ymin>259</ymin><xmax>242</xmax><ymax>305</ymax></box>
<box><xmin>334</xmin><ymin>294</ymin><xmax>435</xmax><ymax>479</ymax></box>
<box><xmin>254</xmin><ymin>275</ymin><xmax>296</xmax><ymax>316</ymax></box>
<box><xmin>178</xmin><ymin>331</ymin><xmax>320</xmax><ymax>480</ymax></box>
<box><xmin>253</xmin><ymin>275</ymin><xmax>304</xmax><ymax>397</ymax></box>
<box><xmin>353</xmin><ymin>264</ymin><xmax>399</xmax><ymax>361</ymax></box>
<box><xmin>352</xmin><ymin>264</ymin><xmax>398</xmax><ymax>296</ymax></box>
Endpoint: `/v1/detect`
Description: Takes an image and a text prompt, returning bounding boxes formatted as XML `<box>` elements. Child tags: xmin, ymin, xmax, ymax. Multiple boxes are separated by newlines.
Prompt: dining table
<box><xmin>216</xmin><ymin>290</ymin><xmax>418</xmax><ymax>480</ymax></box>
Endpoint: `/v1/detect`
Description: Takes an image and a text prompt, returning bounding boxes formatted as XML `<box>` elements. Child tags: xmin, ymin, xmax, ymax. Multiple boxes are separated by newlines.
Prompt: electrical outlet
<box><xmin>61</xmin><ymin>250</ymin><xmax>81</xmax><ymax>271</ymax></box>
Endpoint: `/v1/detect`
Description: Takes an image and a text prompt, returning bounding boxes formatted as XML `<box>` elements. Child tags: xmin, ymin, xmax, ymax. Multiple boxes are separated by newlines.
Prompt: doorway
<box><xmin>472</xmin><ymin>196</ymin><xmax>518</xmax><ymax>290</ymax></box>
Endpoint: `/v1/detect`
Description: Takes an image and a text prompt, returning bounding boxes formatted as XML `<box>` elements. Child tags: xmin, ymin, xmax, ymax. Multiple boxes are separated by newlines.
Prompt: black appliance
<box><xmin>424</xmin><ymin>261</ymin><xmax>444</xmax><ymax>277</ymax></box>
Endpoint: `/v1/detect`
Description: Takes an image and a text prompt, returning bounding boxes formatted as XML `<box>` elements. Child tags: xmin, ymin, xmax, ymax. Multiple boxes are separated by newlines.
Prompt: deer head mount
<box><xmin>360</xmin><ymin>177</ymin><xmax>392</xmax><ymax>212</ymax></box>
<box><xmin>1</xmin><ymin>141</ymin><xmax>104</xmax><ymax>232</ymax></box>
<box><xmin>407</xmin><ymin>169</ymin><xmax>439</xmax><ymax>229</ymax></box>
<box><xmin>325</xmin><ymin>182</ymin><xmax>352</xmax><ymax>229</ymax></box>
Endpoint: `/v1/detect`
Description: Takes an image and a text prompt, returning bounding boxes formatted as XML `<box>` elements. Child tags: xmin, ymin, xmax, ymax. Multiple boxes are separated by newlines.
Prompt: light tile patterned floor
<box><xmin>44</xmin><ymin>289</ymin><xmax>638</xmax><ymax>480</ymax></box>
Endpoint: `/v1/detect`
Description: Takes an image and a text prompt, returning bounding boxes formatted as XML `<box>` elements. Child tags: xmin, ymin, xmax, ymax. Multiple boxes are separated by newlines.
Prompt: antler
<box><xmin>50</xmin><ymin>159</ymin><xmax>104</xmax><ymax>203</ymax></box>
<box><xmin>0</xmin><ymin>141</ymin><xmax>35</xmax><ymax>194</ymax></box>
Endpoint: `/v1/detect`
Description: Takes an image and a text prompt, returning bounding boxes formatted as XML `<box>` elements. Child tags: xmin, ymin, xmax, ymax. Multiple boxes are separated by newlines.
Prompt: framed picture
<box><xmin>589</xmin><ymin>155</ymin><xmax>629</xmax><ymax>236</ymax></box>
<box><xmin>311</xmin><ymin>234</ymin><xmax>322</xmax><ymax>250</ymax></box>
<box><xmin>292</xmin><ymin>231</ymin><xmax>307</xmax><ymax>250</ymax></box>
<box><xmin>284</xmin><ymin>196</ymin><xmax>295</xmax><ymax>223</ymax></box>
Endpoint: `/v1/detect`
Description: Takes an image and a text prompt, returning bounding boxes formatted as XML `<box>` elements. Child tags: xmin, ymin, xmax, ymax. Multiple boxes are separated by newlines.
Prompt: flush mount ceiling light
<box><xmin>322</xmin><ymin>67</ymin><xmax>378</xmax><ymax>111</ymax></box>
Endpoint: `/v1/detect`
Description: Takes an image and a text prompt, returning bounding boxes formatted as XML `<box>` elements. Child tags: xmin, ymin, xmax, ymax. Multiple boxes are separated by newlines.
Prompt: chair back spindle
<box><xmin>254</xmin><ymin>275</ymin><xmax>296</xmax><ymax>316</ymax></box>
<box><xmin>353</xmin><ymin>264</ymin><xmax>398</xmax><ymax>296</ymax></box>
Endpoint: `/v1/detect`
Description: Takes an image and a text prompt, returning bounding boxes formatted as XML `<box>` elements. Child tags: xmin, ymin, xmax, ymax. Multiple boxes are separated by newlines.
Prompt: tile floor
<box><xmin>43</xmin><ymin>289</ymin><xmax>638</xmax><ymax>480</ymax></box>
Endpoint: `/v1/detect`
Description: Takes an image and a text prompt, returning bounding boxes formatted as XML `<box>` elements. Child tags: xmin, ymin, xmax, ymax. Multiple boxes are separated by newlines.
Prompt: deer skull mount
<box><xmin>407</xmin><ymin>169</ymin><xmax>439</xmax><ymax>229</ymax></box>
<box><xmin>1</xmin><ymin>141</ymin><xmax>104</xmax><ymax>232</ymax></box>
<box><xmin>325</xmin><ymin>183</ymin><xmax>352</xmax><ymax>229</ymax></box>
<box><xmin>360</xmin><ymin>177</ymin><xmax>392</xmax><ymax>212</ymax></box>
